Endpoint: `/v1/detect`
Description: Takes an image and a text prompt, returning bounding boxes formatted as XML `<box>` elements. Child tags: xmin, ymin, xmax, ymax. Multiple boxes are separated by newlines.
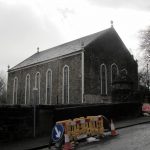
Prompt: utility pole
<box><xmin>147</xmin><ymin>64</ymin><xmax>149</xmax><ymax>91</ymax></box>
<box><xmin>33</xmin><ymin>87</ymin><xmax>38</xmax><ymax>137</ymax></box>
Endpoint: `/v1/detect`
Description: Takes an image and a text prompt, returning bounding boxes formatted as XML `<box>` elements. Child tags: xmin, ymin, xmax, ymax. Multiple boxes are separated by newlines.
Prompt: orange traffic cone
<box><xmin>110</xmin><ymin>119</ymin><xmax>118</xmax><ymax>136</ymax></box>
<box><xmin>63</xmin><ymin>142</ymin><xmax>73</xmax><ymax>150</ymax></box>
<box><xmin>63</xmin><ymin>134</ymin><xmax>74</xmax><ymax>150</ymax></box>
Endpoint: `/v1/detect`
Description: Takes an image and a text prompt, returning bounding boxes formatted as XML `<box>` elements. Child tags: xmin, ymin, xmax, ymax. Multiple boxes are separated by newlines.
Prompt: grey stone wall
<box><xmin>0</xmin><ymin>103</ymin><xmax>141</xmax><ymax>143</ymax></box>
<box><xmin>84</xmin><ymin>29</ymin><xmax>138</xmax><ymax>102</ymax></box>
<box><xmin>7</xmin><ymin>53</ymin><xmax>82</xmax><ymax>104</ymax></box>
<box><xmin>0</xmin><ymin>105</ymin><xmax>54</xmax><ymax>143</ymax></box>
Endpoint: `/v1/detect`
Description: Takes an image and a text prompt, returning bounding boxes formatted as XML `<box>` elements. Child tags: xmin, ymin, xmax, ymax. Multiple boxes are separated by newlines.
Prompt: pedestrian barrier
<box><xmin>56</xmin><ymin>115</ymin><xmax>104</xmax><ymax>142</ymax></box>
<box><xmin>51</xmin><ymin>116</ymin><xmax>119</xmax><ymax>150</ymax></box>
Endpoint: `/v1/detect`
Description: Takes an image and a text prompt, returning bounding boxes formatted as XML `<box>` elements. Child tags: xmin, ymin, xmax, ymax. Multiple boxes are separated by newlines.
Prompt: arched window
<box><xmin>35</xmin><ymin>72</ymin><xmax>40</xmax><ymax>104</ymax></box>
<box><xmin>25</xmin><ymin>74</ymin><xmax>30</xmax><ymax>104</ymax></box>
<box><xmin>111</xmin><ymin>63</ymin><xmax>119</xmax><ymax>84</ymax></box>
<box><xmin>13</xmin><ymin>77</ymin><xmax>18</xmax><ymax>104</ymax></box>
<box><xmin>121</xmin><ymin>69</ymin><xmax>128</xmax><ymax>75</ymax></box>
<box><xmin>100</xmin><ymin>64</ymin><xmax>107</xmax><ymax>95</ymax></box>
<box><xmin>46</xmin><ymin>69</ymin><xmax>52</xmax><ymax>104</ymax></box>
<box><xmin>62</xmin><ymin>65</ymin><xmax>69</xmax><ymax>104</ymax></box>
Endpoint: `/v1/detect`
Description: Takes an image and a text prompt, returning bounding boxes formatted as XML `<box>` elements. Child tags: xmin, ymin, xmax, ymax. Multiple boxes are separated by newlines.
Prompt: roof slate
<box><xmin>10</xmin><ymin>27</ymin><xmax>112</xmax><ymax>71</ymax></box>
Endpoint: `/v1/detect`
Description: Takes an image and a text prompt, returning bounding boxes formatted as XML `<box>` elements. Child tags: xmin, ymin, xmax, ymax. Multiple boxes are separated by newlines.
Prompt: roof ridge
<box><xmin>9</xmin><ymin>27</ymin><xmax>113</xmax><ymax>71</ymax></box>
<box><xmin>42</xmin><ymin>27</ymin><xmax>112</xmax><ymax>53</ymax></box>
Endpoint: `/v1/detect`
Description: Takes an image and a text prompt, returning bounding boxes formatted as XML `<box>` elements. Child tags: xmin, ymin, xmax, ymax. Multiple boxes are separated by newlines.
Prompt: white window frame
<box><xmin>45</xmin><ymin>69</ymin><xmax>52</xmax><ymax>104</ymax></box>
<box><xmin>13</xmin><ymin>76</ymin><xmax>18</xmax><ymax>104</ymax></box>
<box><xmin>35</xmin><ymin>72</ymin><xmax>41</xmax><ymax>104</ymax></box>
<box><xmin>62</xmin><ymin>65</ymin><xmax>70</xmax><ymax>104</ymax></box>
<box><xmin>111</xmin><ymin>63</ymin><xmax>119</xmax><ymax>84</ymax></box>
<box><xmin>25</xmin><ymin>74</ymin><xmax>30</xmax><ymax>104</ymax></box>
<box><xmin>81</xmin><ymin>51</ymin><xmax>84</xmax><ymax>103</ymax></box>
<box><xmin>100</xmin><ymin>64</ymin><xmax>107</xmax><ymax>95</ymax></box>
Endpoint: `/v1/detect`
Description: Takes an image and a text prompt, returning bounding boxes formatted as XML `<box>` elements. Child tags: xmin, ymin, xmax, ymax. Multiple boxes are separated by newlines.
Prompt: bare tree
<box><xmin>0</xmin><ymin>70</ymin><xmax>7</xmax><ymax>104</ymax></box>
<box><xmin>138</xmin><ymin>26</ymin><xmax>150</xmax><ymax>90</ymax></box>
<box><xmin>139</xmin><ymin>26</ymin><xmax>150</xmax><ymax>62</ymax></box>
<box><xmin>139</xmin><ymin>68</ymin><xmax>149</xmax><ymax>88</ymax></box>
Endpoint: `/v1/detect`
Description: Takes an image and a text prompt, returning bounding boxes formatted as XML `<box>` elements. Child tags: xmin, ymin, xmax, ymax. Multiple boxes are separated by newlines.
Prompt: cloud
<box><xmin>0</xmin><ymin>1</ymin><xmax>63</xmax><ymax>69</ymax></box>
<box><xmin>0</xmin><ymin>0</ymin><xmax>150</xmax><ymax>72</ymax></box>
<box><xmin>57</xmin><ymin>8</ymin><xmax>75</xmax><ymax>19</ymax></box>
<box><xmin>87</xmin><ymin>0</ymin><xmax>150</xmax><ymax>11</ymax></box>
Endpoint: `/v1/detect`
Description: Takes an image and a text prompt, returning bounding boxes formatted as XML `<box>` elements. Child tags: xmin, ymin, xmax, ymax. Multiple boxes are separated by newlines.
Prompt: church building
<box><xmin>7</xmin><ymin>23</ymin><xmax>138</xmax><ymax>105</ymax></box>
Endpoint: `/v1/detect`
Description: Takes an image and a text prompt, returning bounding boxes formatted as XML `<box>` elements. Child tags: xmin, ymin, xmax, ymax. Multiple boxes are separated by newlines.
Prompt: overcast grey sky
<box><xmin>0</xmin><ymin>0</ymin><xmax>150</xmax><ymax>72</ymax></box>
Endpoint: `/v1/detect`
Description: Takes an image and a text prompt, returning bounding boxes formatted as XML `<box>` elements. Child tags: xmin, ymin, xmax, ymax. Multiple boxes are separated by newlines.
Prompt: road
<box><xmin>78</xmin><ymin>123</ymin><xmax>150</xmax><ymax>150</ymax></box>
<box><xmin>42</xmin><ymin>123</ymin><xmax>150</xmax><ymax>150</ymax></box>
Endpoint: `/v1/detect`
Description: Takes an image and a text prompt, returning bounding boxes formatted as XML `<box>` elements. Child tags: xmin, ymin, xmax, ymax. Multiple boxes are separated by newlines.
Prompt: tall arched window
<box><xmin>46</xmin><ymin>69</ymin><xmax>52</xmax><ymax>104</ymax></box>
<box><xmin>111</xmin><ymin>63</ymin><xmax>119</xmax><ymax>84</ymax></box>
<box><xmin>35</xmin><ymin>72</ymin><xmax>40</xmax><ymax>104</ymax></box>
<box><xmin>100</xmin><ymin>64</ymin><xmax>107</xmax><ymax>95</ymax></box>
<box><xmin>13</xmin><ymin>77</ymin><xmax>18</xmax><ymax>104</ymax></box>
<box><xmin>62</xmin><ymin>65</ymin><xmax>69</xmax><ymax>104</ymax></box>
<box><xmin>25</xmin><ymin>74</ymin><xmax>30</xmax><ymax>104</ymax></box>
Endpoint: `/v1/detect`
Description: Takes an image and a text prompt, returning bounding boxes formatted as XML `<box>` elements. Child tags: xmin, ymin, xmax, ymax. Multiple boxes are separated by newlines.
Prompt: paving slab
<box><xmin>115</xmin><ymin>116</ymin><xmax>150</xmax><ymax>129</ymax></box>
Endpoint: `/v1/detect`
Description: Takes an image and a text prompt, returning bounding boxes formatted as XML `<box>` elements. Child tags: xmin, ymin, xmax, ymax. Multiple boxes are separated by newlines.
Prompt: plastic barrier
<box><xmin>56</xmin><ymin>115</ymin><xmax>104</xmax><ymax>142</ymax></box>
<box><xmin>142</xmin><ymin>103</ymin><xmax>150</xmax><ymax>113</ymax></box>
<box><xmin>86</xmin><ymin>116</ymin><xmax>104</xmax><ymax>136</ymax></box>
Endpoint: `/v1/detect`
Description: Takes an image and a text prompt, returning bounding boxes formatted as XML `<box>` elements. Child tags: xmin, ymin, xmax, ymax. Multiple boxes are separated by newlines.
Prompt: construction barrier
<box><xmin>56</xmin><ymin>115</ymin><xmax>104</xmax><ymax>142</ymax></box>
<box><xmin>142</xmin><ymin>103</ymin><xmax>150</xmax><ymax>113</ymax></box>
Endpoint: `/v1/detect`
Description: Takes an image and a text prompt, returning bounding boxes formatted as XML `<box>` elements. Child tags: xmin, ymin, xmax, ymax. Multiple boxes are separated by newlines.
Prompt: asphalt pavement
<box><xmin>77</xmin><ymin>123</ymin><xmax>150</xmax><ymax>150</ymax></box>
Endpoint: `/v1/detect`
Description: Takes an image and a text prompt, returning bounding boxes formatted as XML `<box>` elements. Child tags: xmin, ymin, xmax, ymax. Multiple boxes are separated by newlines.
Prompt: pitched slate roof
<box><xmin>10</xmin><ymin>27</ymin><xmax>113</xmax><ymax>71</ymax></box>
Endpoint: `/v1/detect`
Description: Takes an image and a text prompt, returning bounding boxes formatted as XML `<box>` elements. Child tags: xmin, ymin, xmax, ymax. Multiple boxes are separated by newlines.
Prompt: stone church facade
<box><xmin>7</xmin><ymin>26</ymin><xmax>138</xmax><ymax>105</ymax></box>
